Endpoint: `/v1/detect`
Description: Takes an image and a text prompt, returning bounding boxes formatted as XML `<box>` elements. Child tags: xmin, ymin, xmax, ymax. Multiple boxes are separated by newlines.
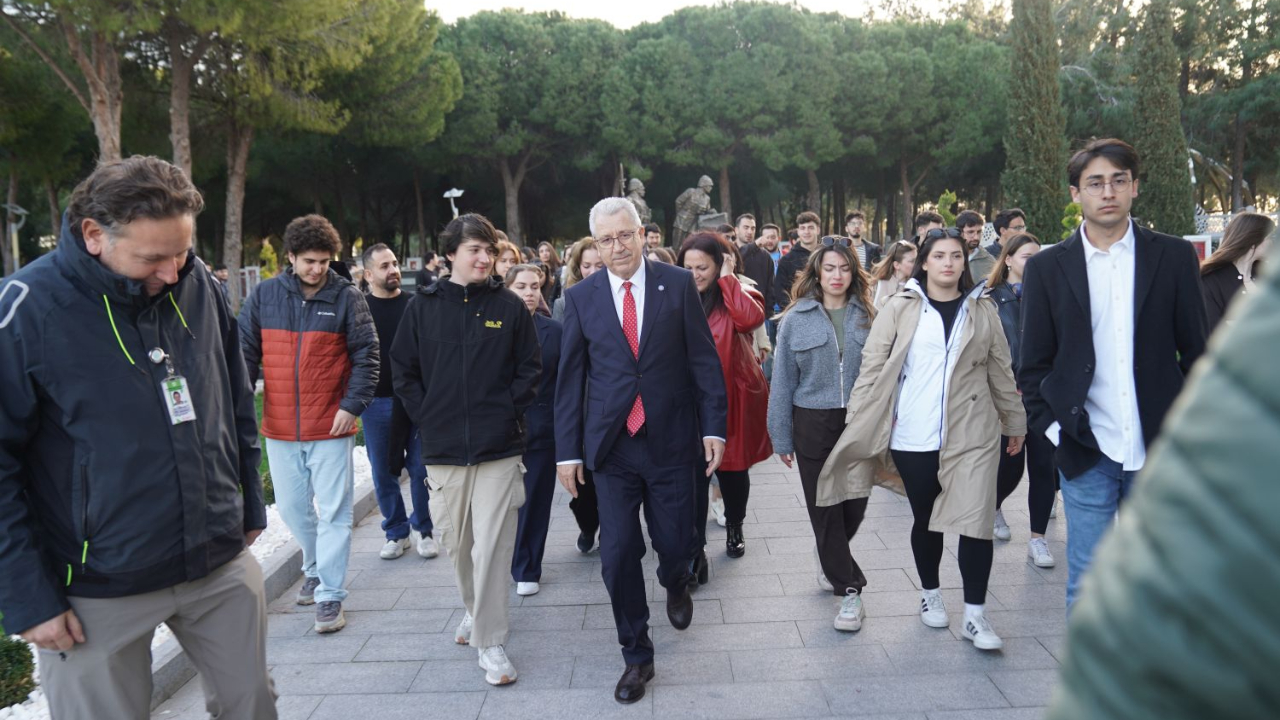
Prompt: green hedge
<box><xmin>0</xmin><ymin>633</ymin><xmax>35</xmax><ymax>709</ymax></box>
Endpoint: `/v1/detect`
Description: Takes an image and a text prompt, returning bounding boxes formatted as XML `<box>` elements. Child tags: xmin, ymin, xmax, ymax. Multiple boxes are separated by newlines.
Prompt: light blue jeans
<box><xmin>265</xmin><ymin>436</ymin><xmax>354</xmax><ymax>604</ymax></box>
<box><xmin>1060</xmin><ymin>455</ymin><xmax>1137</xmax><ymax>615</ymax></box>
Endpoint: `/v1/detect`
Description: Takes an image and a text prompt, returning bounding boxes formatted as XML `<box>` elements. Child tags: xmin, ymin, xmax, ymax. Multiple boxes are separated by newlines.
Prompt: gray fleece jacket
<box><xmin>767</xmin><ymin>297</ymin><xmax>871</xmax><ymax>455</ymax></box>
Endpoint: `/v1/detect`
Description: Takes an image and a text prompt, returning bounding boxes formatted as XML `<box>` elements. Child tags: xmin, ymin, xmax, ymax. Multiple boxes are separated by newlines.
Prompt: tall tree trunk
<box><xmin>887</xmin><ymin>191</ymin><xmax>898</xmax><ymax>240</ymax></box>
<box><xmin>413</xmin><ymin>168</ymin><xmax>427</xmax><ymax>256</ymax></box>
<box><xmin>719</xmin><ymin>165</ymin><xmax>732</xmax><ymax>219</ymax></box>
<box><xmin>499</xmin><ymin>154</ymin><xmax>530</xmax><ymax>245</ymax></box>
<box><xmin>806</xmin><ymin>170</ymin><xmax>822</xmax><ymax>223</ymax></box>
<box><xmin>45</xmin><ymin>177</ymin><xmax>61</xmax><ymax>237</ymax></box>
<box><xmin>165</xmin><ymin>22</ymin><xmax>210</xmax><ymax>178</ymax></box>
<box><xmin>833</xmin><ymin>176</ymin><xmax>846</xmax><ymax>233</ymax></box>
<box><xmin>223</xmin><ymin>123</ymin><xmax>254</xmax><ymax>310</ymax></box>
<box><xmin>873</xmin><ymin>191</ymin><xmax>885</xmax><ymax>243</ymax></box>
<box><xmin>3</xmin><ymin>170</ymin><xmax>17</xmax><ymax>275</ymax></box>
<box><xmin>899</xmin><ymin>159</ymin><xmax>913</xmax><ymax>238</ymax></box>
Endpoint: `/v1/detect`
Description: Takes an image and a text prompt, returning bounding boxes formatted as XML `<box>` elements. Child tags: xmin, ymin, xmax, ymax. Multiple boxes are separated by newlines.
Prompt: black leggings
<box><xmin>995</xmin><ymin>433</ymin><xmax>1059</xmax><ymax>535</ymax></box>
<box><xmin>891</xmin><ymin>449</ymin><xmax>993</xmax><ymax>605</ymax></box>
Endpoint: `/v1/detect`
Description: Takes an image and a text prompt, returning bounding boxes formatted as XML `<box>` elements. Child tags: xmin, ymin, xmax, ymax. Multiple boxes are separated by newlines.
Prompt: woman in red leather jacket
<box><xmin>677</xmin><ymin>231</ymin><xmax>773</xmax><ymax>567</ymax></box>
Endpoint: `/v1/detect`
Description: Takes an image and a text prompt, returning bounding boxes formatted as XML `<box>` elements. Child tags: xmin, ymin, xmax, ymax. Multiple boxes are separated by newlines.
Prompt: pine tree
<box><xmin>1133</xmin><ymin>0</ymin><xmax>1196</xmax><ymax>235</ymax></box>
<box><xmin>1002</xmin><ymin>0</ymin><xmax>1067</xmax><ymax>243</ymax></box>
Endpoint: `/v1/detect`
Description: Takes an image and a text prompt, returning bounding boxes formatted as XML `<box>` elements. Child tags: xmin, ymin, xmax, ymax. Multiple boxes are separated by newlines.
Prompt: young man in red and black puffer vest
<box><xmin>239</xmin><ymin>214</ymin><xmax>378</xmax><ymax>634</ymax></box>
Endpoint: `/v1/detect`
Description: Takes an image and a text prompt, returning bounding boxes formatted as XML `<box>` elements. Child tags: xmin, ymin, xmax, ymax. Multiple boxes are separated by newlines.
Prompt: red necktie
<box><xmin>622</xmin><ymin>281</ymin><xmax>646</xmax><ymax>435</ymax></box>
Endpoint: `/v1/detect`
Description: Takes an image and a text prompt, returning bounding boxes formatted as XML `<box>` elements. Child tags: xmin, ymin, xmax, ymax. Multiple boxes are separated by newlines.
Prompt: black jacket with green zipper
<box><xmin>0</xmin><ymin>215</ymin><xmax>265</xmax><ymax>635</ymax></box>
<box><xmin>390</xmin><ymin>276</ymin><xmax>541</xmax><ymax>466</ymax></box>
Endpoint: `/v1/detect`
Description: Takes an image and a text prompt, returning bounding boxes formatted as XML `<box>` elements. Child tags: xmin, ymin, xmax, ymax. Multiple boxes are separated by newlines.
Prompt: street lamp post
<box><xmin>2</xmin><ymin>202</ymin><xmax>29</xmax><ymax>274</ymax></box>
<box><xmin>443</xmin><ymin>188</ymin><xmax>464</xmax><ymax>220</ymax></box>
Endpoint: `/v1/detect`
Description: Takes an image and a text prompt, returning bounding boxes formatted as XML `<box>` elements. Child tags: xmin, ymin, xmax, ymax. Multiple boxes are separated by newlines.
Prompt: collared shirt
<box><xmin>605</xmin><ymin>261</ymin><xmax>647</xmax><ymax>340</ymax></box>
<box><xmin>1045</xmin><ymin>220</ymin><xmax>1145</xmax><ymax>471</ymax></box>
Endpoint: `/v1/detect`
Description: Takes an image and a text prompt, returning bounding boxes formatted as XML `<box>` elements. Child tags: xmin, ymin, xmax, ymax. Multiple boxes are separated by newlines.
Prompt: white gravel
<box><xmin>3</xmin><ymin>445</ymin><xmax>373</xmax><ymax>719</ymax></box>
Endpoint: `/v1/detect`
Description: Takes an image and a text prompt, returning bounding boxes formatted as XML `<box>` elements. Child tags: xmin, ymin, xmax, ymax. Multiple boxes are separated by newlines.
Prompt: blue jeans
<box><xmin>265</xmin><ymin>436</ymin><xmax>354</xmax><ymax>604</ymax></box>
<box><xmin>362</xmin><ymin>397</ymin><xmax>432</xmax><ymax>541</ymax></box>
<box><xmin>1060</xmin><ymin>455</ymin><xmax>1137</xmax><ymax>615</ymax></box>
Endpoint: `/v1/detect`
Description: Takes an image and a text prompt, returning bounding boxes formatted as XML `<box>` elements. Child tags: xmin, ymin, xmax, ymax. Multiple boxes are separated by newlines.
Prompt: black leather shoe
<box><xmin>725</xmin><ymin>523</ymin><xmax>746</xmax><ymax>558</ymax></box>
<box><xmin>667</xmin><ymin>584</ymin><xmax>693</xmax><ymax>629</ymax></box>
<box><xmin>686</xmin><ymin>550</ymin><xmax>709</xmax><ymax>591</ymax></box>
<box><xmin>576</xmin><ymin>531</ymin><xmax>595</xmax><ymax>554</ymax></box>
<box><xmin>614</xmin><ymin>662</ymin><xmax>655</xmax><ymax>704</ymax></box>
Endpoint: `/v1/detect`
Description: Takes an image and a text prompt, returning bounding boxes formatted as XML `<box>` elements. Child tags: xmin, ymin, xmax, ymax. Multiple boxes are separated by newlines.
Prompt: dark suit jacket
<box><xmin>1018</xmin><ymin>223</ymin><xmax>1208</xmax><ymax>478</ymax></box>
<box><xmin>555</xmin><ymin>260</ymin><xmax>728</xmax><ymax>470</ymax></box>
<box><xmin>525</xmin><ymin>314</ymin><xmax>562</xmax><ymax>450</ymax></box>
<box><xmin>855</xmin><ymin>240</ymin><xmax>883</xmax><ymax>271</ymax></box>
<box><xmin>739</xmin><ymin>242</ymin><xmax>776</xmax><ymax>312</ymax></box>
<box><xmin>1200</xmin><ymin>264</ymin><xmax>1245</xmax><ymax>334</ymax></box>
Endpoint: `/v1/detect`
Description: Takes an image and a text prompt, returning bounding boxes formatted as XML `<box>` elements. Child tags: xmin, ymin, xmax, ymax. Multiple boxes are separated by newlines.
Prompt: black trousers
<box><xmin>995</xmin><ymin>433</ymin><xmax>1059</xmax><ymax>535</ymax></box>
<box><xmin>594</xmin><ymin>432</ymin><xmax>696</xmax><ymax>665</ymax></box>
<box><xmin>511</xmin><ymin>447</ymin><xmax>556</xmax><ymax>583</ymax></box>
<box><xmin>891</xmin><ymin>449</ymin><xmax>993</xmax><ymax>605</ymax></box>
<box><xmin>569</xmin><ymin>466</ymin><xmax>599</xmax><ymax>539</ymax></box>
<box><xmin>794</xmin><ymin>407</ymin><xmax>868</xmax><ymax>596</ymax></box>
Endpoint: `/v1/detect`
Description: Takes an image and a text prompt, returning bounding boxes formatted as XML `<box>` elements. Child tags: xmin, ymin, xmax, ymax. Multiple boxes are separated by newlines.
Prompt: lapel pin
<box><xmin>658</xmin><ymin>285</ymin><xmax>665</xmax><ymax>291</ymax></box>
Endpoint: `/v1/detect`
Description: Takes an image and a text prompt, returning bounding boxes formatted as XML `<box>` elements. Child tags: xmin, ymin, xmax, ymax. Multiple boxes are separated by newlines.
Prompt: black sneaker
<box><xmin>576</xmin><ymin>531</ymin><xmax>595</xmax><ymax>554</ymax></box>
<box><xmin>296</xmin><ymin>576</ymin><xmax>321</xmax><ymax>606</ymax></box>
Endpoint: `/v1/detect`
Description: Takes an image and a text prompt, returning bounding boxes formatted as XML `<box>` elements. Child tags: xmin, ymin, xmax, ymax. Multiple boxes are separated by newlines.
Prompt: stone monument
<box><xmin>626</xmin><ymin>178</ymin><xmax>652</xmax><ymax>225</ymax></box>
<box><xmin>674</xmin><ymin>175</ymin><xmax>716</xmax><ymax>244</ymax></box>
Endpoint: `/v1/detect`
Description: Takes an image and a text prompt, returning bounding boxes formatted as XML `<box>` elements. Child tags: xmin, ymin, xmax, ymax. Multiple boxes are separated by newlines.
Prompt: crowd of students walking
<box><xmin>2</xmin><ymin>137</ymin><xmax>1274</xmax><ymax>717</ymax></box>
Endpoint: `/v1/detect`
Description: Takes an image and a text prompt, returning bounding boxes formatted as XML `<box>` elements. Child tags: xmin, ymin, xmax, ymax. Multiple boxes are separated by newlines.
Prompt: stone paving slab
<box><xmin>153</xmin><ymin>455</ymin><xmax>1065</xmax><ymax>719</ymax></box>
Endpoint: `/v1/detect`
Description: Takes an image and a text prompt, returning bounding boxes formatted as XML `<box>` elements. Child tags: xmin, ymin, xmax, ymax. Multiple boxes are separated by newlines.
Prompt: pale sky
<box><xmin>430</xmin><ymin>0</ymin><xmax>952</xmax><ymax>28</ymax></box>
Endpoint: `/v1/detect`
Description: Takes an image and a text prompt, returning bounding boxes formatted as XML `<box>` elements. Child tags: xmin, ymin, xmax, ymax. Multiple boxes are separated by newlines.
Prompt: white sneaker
<box><xmin>920</xmin><ymin>589</ymin><xmax>949</xmax><ymax>628</ymax></box>
<box><xmin>455</xmin><ymin>611</ymin><xmax>473</xmax><ymax>645</ymax></box>
<box><xmin>416</xmin><ymin>533</ymin><xmax>440</xmax><ymax>559</ymax></box>
<box><xmin>961</xmin><ymin>611</ymin><xmax>1004</xmax><ymax>651</ymax></box>
<box><xmin>478</xmin><ymin>645</ymin><xmax>518</xmax><ymax>685</ymax></box>
<box><xmin>516</xmin><ymin>581</ymin><xmax>540</xmax><ymax>596</ymax></box>
<box><xmin>834</xmin><ymin>590</ymin><xmax>864</xmax><ymax>632</ymax></box>
<box><xmin>993</xmin><ymin>509</ymin><xmax>1011</xmax><ymax>541</ymax></box>
<box><xmin>380</xmin><ymin>537</ymin><xmax>410</xmax><ymax>559</ymax></box>
<box><xmin>814</xmin><ymin>546</ymin><xmax>833</xmax><ymax>591</ymax></box>
<box><xmin>1028</xmin><ymin>538</ymin><xmax>1055</xmax><ymax>568</ymax></box>
<box><xmin>711</xmin><ymin>498</ymin><xmax>727</xmax><ymax>528</ymax></box>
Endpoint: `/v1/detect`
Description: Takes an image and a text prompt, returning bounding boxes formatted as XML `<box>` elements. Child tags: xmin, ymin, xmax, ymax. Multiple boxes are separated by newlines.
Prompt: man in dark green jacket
<box><xmin>1048</xmin><ymin>237</ymin><xmax>1280</xmax><ymax>719</ymax></box>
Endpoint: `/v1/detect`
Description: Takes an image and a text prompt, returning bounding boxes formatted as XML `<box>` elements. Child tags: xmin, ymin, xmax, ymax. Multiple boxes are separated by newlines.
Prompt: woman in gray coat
<box><xmin>766</xmin><ymin>239</ymin><xmax>874</xmax><ymax>634</ymax></box>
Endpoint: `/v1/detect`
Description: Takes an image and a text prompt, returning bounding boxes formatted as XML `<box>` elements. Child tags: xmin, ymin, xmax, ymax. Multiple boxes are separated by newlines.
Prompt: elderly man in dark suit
<box><xmin>556</xmin><ymin>197</ymin><xmax>727</xmax><ymax>704</ymax></box>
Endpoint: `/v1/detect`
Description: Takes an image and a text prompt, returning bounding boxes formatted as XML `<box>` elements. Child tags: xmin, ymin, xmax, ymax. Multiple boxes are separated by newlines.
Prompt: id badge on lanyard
<box><xmin>150</xmin><ymin>347</ymin><xmax>197</xmax><ymax>425</ymax></box>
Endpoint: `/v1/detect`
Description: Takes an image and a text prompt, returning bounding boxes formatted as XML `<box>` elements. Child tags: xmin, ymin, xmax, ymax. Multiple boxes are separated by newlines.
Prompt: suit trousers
<box><xmin>427</xmin><ymin>456</ymin><xmax>525</xmax><ymax>648</ymax></box>
<box><xmin>594</xmin><ymin>430</ymin><xmax>697</xmax><ymax>665</ymax></box>
<box><xmin>512</xmin><ymin>447</ymin><xmax>557</xmax><ymax>583</ymax></box>
<box><xmin>39</xmin><ymin>552</ymin><xmax>277</xmax><ymax>720</ymax></box>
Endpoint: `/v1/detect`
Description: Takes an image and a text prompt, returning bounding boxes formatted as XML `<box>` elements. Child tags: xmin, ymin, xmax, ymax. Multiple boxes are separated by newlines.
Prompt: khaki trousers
<box><xmin>38</xmin><ymin>551</ymin><xmax>277</xmax><ymax>720</ymax></box>
<box><xmin>427</xmin><ymin>456</ymin><xmax>525</xmax><ymax>649</ymax></box>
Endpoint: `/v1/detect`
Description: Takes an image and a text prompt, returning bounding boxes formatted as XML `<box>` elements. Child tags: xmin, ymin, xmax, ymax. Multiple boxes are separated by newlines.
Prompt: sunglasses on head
<box><xmin>923</xmin><ymin>227</ymin><xmax>963</xmax><ymax>242</ymax></box>
<box><xmin>820</xmin><ymin>235</ymin><xmax>853</xmax><ymax>247</ymax></box>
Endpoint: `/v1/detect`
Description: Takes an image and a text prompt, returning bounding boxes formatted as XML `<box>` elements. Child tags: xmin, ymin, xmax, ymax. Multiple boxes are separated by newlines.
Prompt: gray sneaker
<box><xmin>315</xmin><ymin>601</ymin><xmax>346</xmax><ymax>634</ymax></box>
<box><xmin>296</xmin><ymin>576</ymin><xmax>321</xmax><ymax>606</ymax></box>
<box><xmin>834</xmin><ymin>589</ymin><xmax>864</xmax><ymax>632</ymax></box>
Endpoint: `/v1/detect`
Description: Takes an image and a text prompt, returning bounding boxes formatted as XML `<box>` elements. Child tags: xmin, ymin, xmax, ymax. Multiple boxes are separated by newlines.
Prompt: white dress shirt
<box><xmin>605</xmin><ymin>262</ymin><xmax>647</xmax><ymax>339</ymax></box>
<box><xmin>1045</xmin><ymin>220</ymin><xmax>1146</xmax><ymax>471</ymax></box>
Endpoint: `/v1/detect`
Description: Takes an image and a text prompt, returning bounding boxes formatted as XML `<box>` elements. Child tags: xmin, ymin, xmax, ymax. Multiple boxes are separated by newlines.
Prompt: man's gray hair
<box><xmin>589</xmin><ymin>197</ymin><xmax>641</xmax><ymax>236</ymax></box>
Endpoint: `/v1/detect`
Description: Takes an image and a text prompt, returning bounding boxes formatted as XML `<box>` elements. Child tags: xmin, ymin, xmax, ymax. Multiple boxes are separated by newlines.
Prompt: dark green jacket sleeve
<box><xmin>1047</xmin><ymin>259</ymin><xmax>1280</xmax><ymax>719</ymax></box>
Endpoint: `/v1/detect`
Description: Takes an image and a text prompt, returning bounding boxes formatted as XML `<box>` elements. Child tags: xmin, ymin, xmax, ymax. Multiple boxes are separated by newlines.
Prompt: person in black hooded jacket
<box><xmin>390</xmin><ymin>213</ymin><xmax>540</xmax><ymax>686</ymax></box>
<box><xmin>0</xmin><ymin>156</ymin><xmax>276</xmax><ymax>718</ymax></box>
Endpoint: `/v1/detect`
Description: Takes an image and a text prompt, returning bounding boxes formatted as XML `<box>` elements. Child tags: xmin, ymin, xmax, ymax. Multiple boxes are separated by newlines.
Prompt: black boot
<box><xmin>725</xmin><ymin>523</ymin><xmax>745</xmax><ymax>558</ymax></box>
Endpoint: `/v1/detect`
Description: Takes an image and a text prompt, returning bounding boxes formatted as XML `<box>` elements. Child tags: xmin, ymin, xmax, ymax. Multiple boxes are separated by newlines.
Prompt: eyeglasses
<box><xmin>595</xmin><ymin>230</ymin><xmax>638</xmax><ymax>249</ymax></box>
<box><xmin>922</xmin><ymin>228</ymin><xmax>963</xmax><ymax>242</ymax></box>
<box><xmin>1078</xmin><ymin>178</ymin><xmax>1132</xmax><ymax>196</ymax></box>
<box><xmin>820</xmin><ymin>235</ymin><xmax>852</xmax><ymax>247</ymax></box>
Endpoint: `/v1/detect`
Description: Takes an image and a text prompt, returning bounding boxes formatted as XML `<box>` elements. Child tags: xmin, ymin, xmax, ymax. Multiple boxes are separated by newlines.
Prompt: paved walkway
<box><xmin>153</xmin><ymin>455</ymin><xmax>1066</xmax><ymax>719</ymax></box>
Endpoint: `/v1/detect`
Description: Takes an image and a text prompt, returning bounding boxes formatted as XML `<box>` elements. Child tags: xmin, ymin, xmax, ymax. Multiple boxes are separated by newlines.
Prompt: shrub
<box><xmin>1062</xmin><ymin>202</ymin><xmax>1082</xmax><ymax>240</ymax></box>
<box><xmin>0</xmin><ymin>634</ymin><xmax>36</xmax><ymax>709</ymax></box>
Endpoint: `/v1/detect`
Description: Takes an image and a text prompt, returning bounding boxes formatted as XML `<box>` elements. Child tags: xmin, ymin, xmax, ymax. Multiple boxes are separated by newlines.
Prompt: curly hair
<box><xmin>282</xmin><ymin>214</ymin><xmax>341</xmax><ymax>257</ymax></box>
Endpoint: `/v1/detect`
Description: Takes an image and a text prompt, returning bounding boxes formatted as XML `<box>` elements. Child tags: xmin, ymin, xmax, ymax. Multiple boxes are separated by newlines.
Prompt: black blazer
<box><xmin>1200</xmin><ymin>264</ymin><xmax>1245</xmax><ymax>334</ymax></box>
<box><xmin>857</xmin><ymin>240</ymin><xmax>883</xmax><ymax>271</ymax></box>
<box><xmin>525</xmin><ymin>314</ymin><xmax>562</xmax><ymax>450</ymax></box>
<box><xmin>1018</xmin><ymin>223</ymin><xmax>1208</xmax><ymax>479</ymax></box>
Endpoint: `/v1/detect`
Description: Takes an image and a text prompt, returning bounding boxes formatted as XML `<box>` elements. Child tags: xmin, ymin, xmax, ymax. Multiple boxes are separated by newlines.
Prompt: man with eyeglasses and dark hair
<box><xmin>956</xmin><ymin>210</ymin><xmax>997</xmax><ymax>284</ymax></box>
<box><xmin>987</xmin><ymin>208</ymin><xmax>1027</xmax><ymax>256</ymax></box>
<box><xmin>1019</xmin><ymin>138</ymin><xmax>1208</xmax><ymax>615</ymax></box>
<box><xmin>844</xmin><ymin>211</ymin><xmax>882</xmax><ymax>270</ymax></box>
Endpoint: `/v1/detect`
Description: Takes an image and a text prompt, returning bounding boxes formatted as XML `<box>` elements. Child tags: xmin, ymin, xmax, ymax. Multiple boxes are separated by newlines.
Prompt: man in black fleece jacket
<box><xmin>390</xmin><ymin>213</ymin><xmax>540</xmax><ymax>687</ymax></box>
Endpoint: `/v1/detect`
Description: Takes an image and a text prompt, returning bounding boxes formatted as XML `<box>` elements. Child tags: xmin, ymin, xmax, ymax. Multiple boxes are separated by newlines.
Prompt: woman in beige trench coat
<box><xmin>818</xmin><ymin>229</ymin><xmax>1026</xmax><ymax>651</ymax></box>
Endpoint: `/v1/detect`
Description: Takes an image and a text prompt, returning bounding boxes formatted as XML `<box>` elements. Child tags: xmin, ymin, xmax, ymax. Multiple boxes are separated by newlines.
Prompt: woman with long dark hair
<box><xmin>987</xmin><ymin>232</ymin><xmax>1057</xmax><ymax>567</ymax></box>
<box><xmin>537</xmin><ymin>241</ymin><xmax>563</xmax><ymax>304</ymax></box>
<box><xmin>820</xmin><ymin>228</ymin><xmax>1026</xmax><ymax>651</ymax></box>
<box><xmin>677</xmin><ymin>232</ymin><xmax>771</xmax><ymax>575</ymax></box>
<box><xmin>1201</xmin><ymin>212</ymin><xmax>1274</xmax><ymax>332</ymax></box>
<box><xmin>871</xmin><ymin>240</ymin><xmax>918</xmax><ymax>308</ymax></box>
<box><xmin>767</xmin><ymin>237</ymin><xmax>877</xmax><ymax>633</ymax></box>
